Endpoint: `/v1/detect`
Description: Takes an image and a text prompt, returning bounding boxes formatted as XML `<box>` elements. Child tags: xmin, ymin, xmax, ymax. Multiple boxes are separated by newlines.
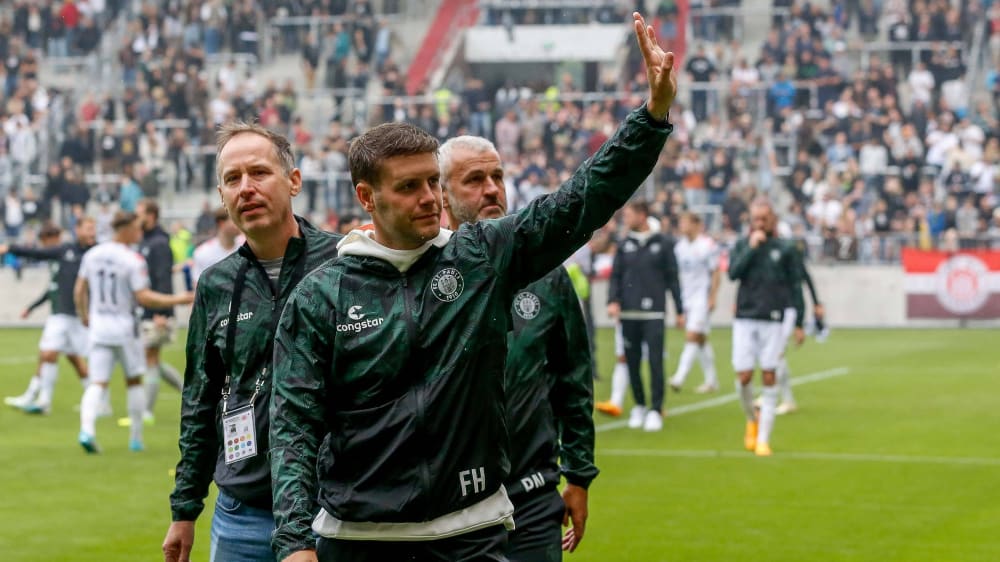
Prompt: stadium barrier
<box><xmin>2</xmin><ymin>258</ymin><xmax>998</xmax><ymax>328</ymax></box>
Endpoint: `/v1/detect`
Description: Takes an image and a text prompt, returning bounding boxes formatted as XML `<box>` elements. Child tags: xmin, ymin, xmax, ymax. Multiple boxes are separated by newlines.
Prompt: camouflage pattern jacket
<box><xmin>169</xmin><ymin>217</ymin><xmax>340</xmax><ymax>522</ymax></box>
<box><xmin>270</xmin><ymin>106</ymin><xmax>671</xmax><ymax>560</ymax></box>
<box><xmin>504</xmin><ymin>266</ymin><xmax>598</xmax><ymax>504</ymax></box>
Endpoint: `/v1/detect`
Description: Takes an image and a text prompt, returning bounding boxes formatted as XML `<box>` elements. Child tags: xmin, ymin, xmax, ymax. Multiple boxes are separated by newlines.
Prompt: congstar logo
<box><xmin>337</xmin><ymin>306</ymin><xmax>384</xmax><ymax>334</ymax></box>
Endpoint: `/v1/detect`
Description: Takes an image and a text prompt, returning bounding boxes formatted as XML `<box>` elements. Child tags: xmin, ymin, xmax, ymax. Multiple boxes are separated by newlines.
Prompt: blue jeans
<box><xmin>210</xmin><ymin>491</ymin><xmax>276</xmax><ymax>562</ymax></box>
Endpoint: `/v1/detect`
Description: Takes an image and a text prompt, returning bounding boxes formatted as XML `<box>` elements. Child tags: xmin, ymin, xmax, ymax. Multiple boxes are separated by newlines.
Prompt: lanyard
<box><xmin>219</xmin><ymin>239</ymin><xmax>308</xmax><ymax>414</ymax></box>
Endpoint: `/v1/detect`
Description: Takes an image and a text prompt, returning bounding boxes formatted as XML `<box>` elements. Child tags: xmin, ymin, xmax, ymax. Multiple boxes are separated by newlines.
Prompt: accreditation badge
<box><xmin>222</xmin><ymin>404</ymin><xmax>257</xmax><ymax>465</ymax></box>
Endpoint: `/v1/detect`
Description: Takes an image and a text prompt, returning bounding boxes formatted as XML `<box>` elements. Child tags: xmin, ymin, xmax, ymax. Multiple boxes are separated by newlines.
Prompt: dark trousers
<box><xmin>317</xmin><ymin>524</ymin><xmax>508</xmax><ymax>562</ymax></box>
<box><xmin>621</xmin><ymin>318</ymin><xmax>666</xmax><ymax>412</ymax></box>
<box><xmin>507</xmin><ymin>490</ymin><xmax>564</xmax><ymax>562</ymax></box>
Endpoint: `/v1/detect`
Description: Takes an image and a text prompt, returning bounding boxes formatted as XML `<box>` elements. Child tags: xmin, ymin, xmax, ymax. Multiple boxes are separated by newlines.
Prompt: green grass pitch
<box><xmin>1</xmin><ymin>327</ymin><xmax>998</xmax><ymax>561</ymax></box>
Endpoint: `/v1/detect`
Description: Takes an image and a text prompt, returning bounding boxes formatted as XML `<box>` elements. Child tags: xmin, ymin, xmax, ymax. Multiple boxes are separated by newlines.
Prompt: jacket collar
<box><xmin>337</xmin><ymin>228</ymin><xmax>452</xmax><ymax>273</ymax></box>
<box><xmin>237</xmin><ymin>215</ymin><xmax>321</xmax><ymax>262</ymax></box>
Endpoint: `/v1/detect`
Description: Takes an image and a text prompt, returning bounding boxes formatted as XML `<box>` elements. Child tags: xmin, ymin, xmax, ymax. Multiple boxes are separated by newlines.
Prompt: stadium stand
<box><xmin>0</xmin><ymin>0</ymin><xmax>996</xmax><ymax>269</ymax></box>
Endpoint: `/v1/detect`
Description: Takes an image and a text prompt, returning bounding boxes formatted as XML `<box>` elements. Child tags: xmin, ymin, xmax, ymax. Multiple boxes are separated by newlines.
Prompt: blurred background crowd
<box><xmin>0</xmin><ymin>0</ymin><xmax>996</xmax><ymax>272</ymax></box>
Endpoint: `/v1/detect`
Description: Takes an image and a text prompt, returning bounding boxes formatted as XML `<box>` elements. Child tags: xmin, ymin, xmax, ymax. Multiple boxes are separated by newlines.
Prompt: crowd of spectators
<box><xmin>0</xmin><ymin>0</ymin><xmax>998</xmax><ymax>267</ymax></box>
<box><xmin>646</xmin><ymin>0</ymin><xmax>999</xmax><ymax>262</ymax></box>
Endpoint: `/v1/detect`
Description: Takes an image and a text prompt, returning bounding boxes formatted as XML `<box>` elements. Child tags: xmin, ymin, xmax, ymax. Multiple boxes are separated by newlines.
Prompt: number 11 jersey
<box><xmin>78</xmin><ymin>241</ymin><xmax>150</xmax><ymax>345</ymax></box>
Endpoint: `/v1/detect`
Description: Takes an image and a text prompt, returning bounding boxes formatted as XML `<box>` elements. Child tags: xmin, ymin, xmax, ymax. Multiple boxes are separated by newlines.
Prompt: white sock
<box><xmin>778</xmin><ymin>357</ymin><xmax>795</xmax><ymax>404</ymax></box>
<box><xmin>79</xmin><ymin>376</ymin><xmax>89</xmax><ymax>388</ymax></box>
<box><xmin>737</xmin><ymin>379</ymin><xmax>755</xmax><ymax>421</ymax></box>
<box><xmin>159</xmin><ymin>363</ymin><xmax>183</xmax><ymax>391</ymax></box>
<box><xmin>758</xmin><ymin>385</ymin><xmax>779</xmax><ymax>445</ymax></box>
<box><xmin>145</xmin><ymin>369</ymin><xmax>160</xmax><ymax>414</ymax></box>
<box><xmin>127</xmin><ymin>384</ymin><xmax>146</xmax><ymax>442</ymax></box>
<box><xmin>610</xmin><ymin>362</ymin><xmax>629</xmax><ymax>407</ymax></box>
<box><xmin>673</xmin><ymin>342</ymin><xmax>699</xmax><ymax>385</ymax></box>
<box><xmin>23</xmin><ymin>375</ymin><xmax>41</xmax><ymax>399</ymax></box>
<box><xmin>80</xmin><ymin>384</ymin><xmax>103</xmax><ymax>436</ymax></box>
<box><xmin>36</xmin><ymin>362</ymin><xmax>59</xmax><ymax>406</ymax></box>
<box><xmin>700</xmin><ymin>343</ymin><xmax>718</xmax><ymax>386</ymax></box>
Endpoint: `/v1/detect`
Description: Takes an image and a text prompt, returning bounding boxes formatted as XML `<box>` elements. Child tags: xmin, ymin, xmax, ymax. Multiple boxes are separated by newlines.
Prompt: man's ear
<box><xmin>356</xmin><ymin>181</ymin><xmax>375</xmax><ymax>214</ymax></box>
<box><xmin>288</xmin><ymin>168</ymin><xmax>303</xmax><ymax>197</ymax></box>
<box><xmin>441</xmin><ymin>185</ymin><xmax>452</xmax><ymax>212</ymax></box>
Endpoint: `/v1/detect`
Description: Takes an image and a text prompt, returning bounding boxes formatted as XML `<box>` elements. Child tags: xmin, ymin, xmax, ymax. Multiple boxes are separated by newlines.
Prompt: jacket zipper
<box><xmin>401</xmin><ymin>272</ymin><xmax>432</xmax><ymax>518</ymax></box>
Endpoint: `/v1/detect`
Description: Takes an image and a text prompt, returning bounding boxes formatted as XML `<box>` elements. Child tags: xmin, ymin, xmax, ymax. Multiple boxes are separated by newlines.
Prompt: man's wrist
<box><xmin>564</xmin><ymin>474</ymin><xmax>594</xmax><ymax>490</ymax></box>
<box><xmin>640</xmin><ymin>103</ymin><xmax>671</xmax><ymax>126</ymax></box>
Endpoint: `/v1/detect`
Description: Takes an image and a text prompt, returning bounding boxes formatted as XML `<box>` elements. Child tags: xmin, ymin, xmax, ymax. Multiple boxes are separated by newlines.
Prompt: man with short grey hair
<box><xmin>440</xmin><ymin>134</ymin><xmax>598</xmax><ymax>561</ymax></box>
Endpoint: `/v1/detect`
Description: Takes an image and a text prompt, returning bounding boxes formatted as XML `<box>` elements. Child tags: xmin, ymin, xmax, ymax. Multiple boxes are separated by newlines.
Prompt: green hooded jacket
<box><xmin>270</xmin><ymin>106</ymin><xmax>671</xmax><ymax>560</ymax></box>
<box><xmin>504</xmin><ymin>266</ymin><xmax>597</xmax><ymax>502</ymax></box>
<box><xmin>169</xmin><ymin>217</ymin><xmax>340</xmax><ymax>522</ymax></box>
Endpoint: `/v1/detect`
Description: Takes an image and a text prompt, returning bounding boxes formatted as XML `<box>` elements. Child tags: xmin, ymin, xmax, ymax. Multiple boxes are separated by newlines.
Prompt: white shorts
<box><xmin>732</xmin><ymin>319</ymin><xmax>784</xmax><ymax>372</ymax></box>
<box><xmin>39</xmin><ymin>314</ymin><xmax>89</xmax><ymax>356</ymax></box>
<box><xmin>614</xmin><ymin>322</ymin><xmax>649</xmax><ymax>359</ymax></box>
<box><xmin>141</xmin><ymin>318</ymin><xmax>177</xmax><ymax>349</ymax></box>
<box><xmin>780</xmin><ymin>307</ymin><xmax>798</xmax><ymax>346</ymax></box>
<box><xmin>683</xmin><ymin>299</ymin><xmax>711</xmax><ymax>335</ymax></box>
<box><xmin>89</xmin><ymin>340</ymin><xmax>146</xmax><ymax>383</ymax></box>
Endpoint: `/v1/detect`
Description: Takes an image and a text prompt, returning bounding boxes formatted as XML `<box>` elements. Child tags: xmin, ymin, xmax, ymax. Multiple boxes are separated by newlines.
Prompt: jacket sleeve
<box><xmin>481</xmin><ymin>106</ymin><xmax>671</xmax><ymax>290</ymax></box>
<box><xmin>26</xmin><ymin>288</ymin><xmax>49</xmax><ymax>314</ymax></box>
<box><xmin>664</xmin><ymin>237</ymin><xmax>683</xmax><ymax>314</ymax></box>
<box><xmin>801</xmin><ymin>260</ymin><xmax>820</xmax><ymax>306</ymax></box>
<box><xmin>148</xmin><ymin>238</ymin><xmax>175</xmax><ymax>296</ymax></box>
<box><xmin>607</xmin><ymin>241</ymin><xmax>624</xmax><ymax>306</ymax></box>
<box><xmin>547</xmin><ymin>270</ymin><xmax>598</xmax><ymax>489</ymax></box>
<box><xmin>270</xmin><ymin>276</ymin><xmax>331</xmax><ymax>561</ymax></box>
<box><xmin>787</xmin><ymin>245</ymin><xmax>806</xmax><ymax>328</ymax></box>
<box><xmin>727</xmin><ymin>238</ymin><xmax>754</xmax><ymax>281</ymax></box>
<box><xmin>6</xmin><ymin>244</ymin><xmax>65</xmax><ymax>260</ymax></box>
<box><xmin>170</xmin><ymin>284</ymin><xmax>221</xmax><ymax>521</ymax></box>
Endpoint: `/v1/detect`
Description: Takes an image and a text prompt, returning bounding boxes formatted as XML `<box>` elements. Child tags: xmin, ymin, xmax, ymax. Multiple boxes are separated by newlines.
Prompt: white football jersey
<box><xmin>674</xmin><ymin>235</ymin><xmax>718</xmax><ymax>305</ymax></box>
<box><xmin>78</xmin><ymin>241</ymin><xmax>150</xmax><ymax>345</ymax></box>
<box><xmin>191</xmin><ymin>236</ymin><xmax>242</xmax><ymax>286</ymax></box>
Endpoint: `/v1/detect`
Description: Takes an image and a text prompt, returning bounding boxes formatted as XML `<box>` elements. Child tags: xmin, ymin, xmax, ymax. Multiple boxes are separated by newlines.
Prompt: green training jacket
<box><xmin>169</xmin><ymin>217</ymin><xmax>340</xmax><ymax>522</ymax></box>
<box><xmin>270</xmin><ymin>106</ymin><xmax>671</xmax><ymax>560</ymax></box>
<box><xmin>504</xmin><ymin>266</ymin><xmax>598</xmax><ymax>503</ymax></box>
<box><xmin>728</xmin><ymin>234</ymin><xmax>805</xmax><ymax>326</ymax></box>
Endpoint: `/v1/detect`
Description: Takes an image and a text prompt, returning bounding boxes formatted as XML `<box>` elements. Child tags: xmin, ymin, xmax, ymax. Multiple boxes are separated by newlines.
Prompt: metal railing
<box><xmin>479</xmin><ymin>0</ymin><xmax>622</xmax><ymax>7</ymax></box>
<box><xmin>687</xmin><ymin>6</ymin><xmax>790</xmax><ymax>42</ymax></box>
<box><xmin>857</xmin><ymin>40</ymin><xmax>966</xmax><ymax>70</ymax></box>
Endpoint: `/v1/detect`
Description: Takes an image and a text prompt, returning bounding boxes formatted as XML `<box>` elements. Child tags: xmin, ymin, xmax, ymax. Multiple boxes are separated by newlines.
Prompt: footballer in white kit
<box><xmin>74</xmin><ymin>211</ymin><xmax>193</xmax><ymax>454</ymax></box>
<box><xmin>669</xmin><ymin>213</ymin><xmax>720</xmax><ymax>393</ymax></box>
<box><xmin>190</xmin><ymin>207</ymin><xmax>243</xmax><ymax>286</ymax></box>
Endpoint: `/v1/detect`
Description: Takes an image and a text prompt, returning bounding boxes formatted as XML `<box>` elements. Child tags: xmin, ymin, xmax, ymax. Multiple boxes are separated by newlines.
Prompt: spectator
<box><xmin>301</xmin><ymin>33</ymin><xmax>320</xmax><ymax>91</ymax></box>
<box><xmin>677</xmin><ymin>148</ymin><xmax>707</xmax><ymax>210</ymax></box>
<box><xmin>955</xmin><ymin>196</ymin><xmax>981</xmax><ymax>245</ymax></box>
<box><xmin>705</xmin><ymin>147</ymin><xmax>734</xmax><ymax>207</ymax></box>
<box><xmin>119</xmin><ymin>169</ymin><xmax>143</xmax><ymax>212</ymax></box>
<box><xmin>2</xmin><ymin>190</ymin><xmax>25</xmax><ymax>240</ymax></box>
<box><xmin>139</xmin><ymin>121</ymin><xmax>168</xmax><ymax>181</ymax></box>
<box><xmin>686</xmin><ymin>44</ymin><xmax>717</xmax><ymax>121</ymax></box>
<box><xmin>826</xmin><ymin>131</ymin><xmax>855</xmax><ymax>168</ymax></box>
<box><xmin>495</xmin><ymin>109</ymin><xmax>522</xmax><ymax>163</ymax></box>
<box><xmin>907</xmin><ymin>61</ymin><xmax>935</xmax><ymax>110</ymax></box>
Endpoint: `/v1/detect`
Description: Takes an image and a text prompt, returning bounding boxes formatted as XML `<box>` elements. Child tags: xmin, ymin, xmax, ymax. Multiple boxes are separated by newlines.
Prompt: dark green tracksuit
<box><xmin>728</xmin><ymin>235</ymin><xmax>804</xmax><ymax>325</ymax></box>
<box><xmin>728</xmin><ymin>234</ymin><xmax>804</xmax><ymax>372</ymax></box>
<box><xmin>169</xmin><ymin>218</ymin><xmax>339</xmax><ymax>525</ymax></box>
<box><xmin>505</xmin><ymin>267</ymin><xmax>598</xmax><ymax>562</ymax></box>
<box><xmin>7</xmin><ymin>242</ymin><xmax>92</xmax><ymax>317</ymax></box>
<box><xmin>270</xmin><ymin>106</ymin><xmax>671</xmax><ymax>561</ymax></box>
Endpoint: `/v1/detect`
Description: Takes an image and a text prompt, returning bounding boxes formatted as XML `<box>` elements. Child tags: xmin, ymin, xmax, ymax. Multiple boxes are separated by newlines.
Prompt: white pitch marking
<box><xmin>598</xmin><ymin>448</ymin><xmax>1000</xmax><ymax>467</ymax></box>
<box><xmin>595</xmin><ymin>366</ymin><xmax>850</xmax><ymax>433</ymax></box>
<box><xmin>0</xmin><ymin>355</ymin><xmax>35</xmax><ymax>365</ymax></box>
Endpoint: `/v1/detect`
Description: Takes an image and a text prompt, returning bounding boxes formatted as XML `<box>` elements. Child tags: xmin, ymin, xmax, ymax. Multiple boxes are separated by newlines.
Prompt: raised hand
<box><xmin>632</xmin><ymin>12</ymin><xmax>677</xmax><ymax>121</ymax></box>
